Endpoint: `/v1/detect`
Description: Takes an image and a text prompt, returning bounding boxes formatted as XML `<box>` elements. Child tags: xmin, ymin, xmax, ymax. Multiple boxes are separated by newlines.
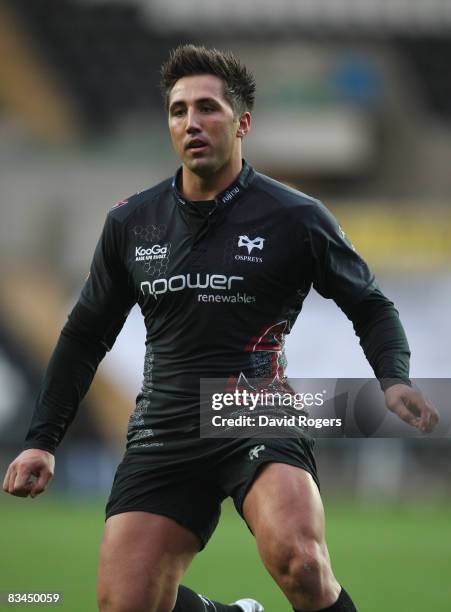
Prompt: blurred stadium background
<box><xmin>0</xmin><ymin>0</ymin><xmax>450</xmax><ymax>610</ymax></box>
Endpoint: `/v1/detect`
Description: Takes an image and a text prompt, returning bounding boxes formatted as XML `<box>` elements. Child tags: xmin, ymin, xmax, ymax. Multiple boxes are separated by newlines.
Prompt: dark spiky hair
<box><xmin>160</xmin><ymin>44</ymin><xmax>256</xmax><ymax>116</ymax></box>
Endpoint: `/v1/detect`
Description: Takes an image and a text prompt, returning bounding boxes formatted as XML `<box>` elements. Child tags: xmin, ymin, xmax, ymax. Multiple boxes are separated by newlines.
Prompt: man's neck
<box><xmin>180</xmin><ymin>157</ymin><xmax>242</xmax><ymax>201</ymax></box>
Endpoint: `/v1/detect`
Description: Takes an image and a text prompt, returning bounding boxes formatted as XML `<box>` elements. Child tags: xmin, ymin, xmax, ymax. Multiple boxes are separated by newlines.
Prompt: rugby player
<box><xmin>3</xmin><ymin>45</ymin><xmax>439</xmax><ymax>612</ymax></box>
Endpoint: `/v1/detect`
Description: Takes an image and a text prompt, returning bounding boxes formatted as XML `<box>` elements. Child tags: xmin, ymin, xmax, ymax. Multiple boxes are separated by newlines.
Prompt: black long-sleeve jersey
<box><xmin>24</xmin><ymin>161</ymin><xmax>410</xmax><ymax>454</ymax></box>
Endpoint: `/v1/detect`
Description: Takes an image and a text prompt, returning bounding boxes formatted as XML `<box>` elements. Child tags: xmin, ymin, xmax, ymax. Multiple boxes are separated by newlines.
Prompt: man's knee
<box><xmin>266</xmin><ymin>532</ymin><xmax>335</xmax><ymax>602</ymax></box>
<box><xmin>287</xmin><ymin>540</ymin><xmax>329</xmax><ymax>598</ymax></box>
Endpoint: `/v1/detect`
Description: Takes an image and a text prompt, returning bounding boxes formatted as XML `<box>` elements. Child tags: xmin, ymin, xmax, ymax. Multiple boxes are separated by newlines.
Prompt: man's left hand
<box><xmin>384</xmin><ymin>384</ymin><xmax>439</xmax><ymax>433</ymax></box>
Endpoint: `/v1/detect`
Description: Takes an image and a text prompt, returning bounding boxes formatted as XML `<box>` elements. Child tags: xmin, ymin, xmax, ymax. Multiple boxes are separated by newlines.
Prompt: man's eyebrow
<box><xmin>169</xmin><ymin>100</ymin><xmax>185</xmax><ymax>111</ymax></box>
<box><xmin>195</xmin><ymin>97</ymin><xmax>220</xmax><ymax>105</ymax></box>
<box><xmin>169</xmin><ymin>97</ymin><xmax>220</xmax><ymax>111</ymax></box>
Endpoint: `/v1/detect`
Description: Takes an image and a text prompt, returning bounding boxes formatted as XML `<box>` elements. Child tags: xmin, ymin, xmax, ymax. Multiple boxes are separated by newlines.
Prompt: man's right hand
<box><xmin>2</xmin><ymin>449</ymin><xmax>55</xmax><ymax>499</ymax></box>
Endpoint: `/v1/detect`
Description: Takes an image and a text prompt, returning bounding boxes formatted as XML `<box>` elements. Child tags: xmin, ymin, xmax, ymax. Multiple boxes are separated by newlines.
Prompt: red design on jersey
<box><xmin>112</xmin><ymin>198</ymin><xmax>129</xmax><ymax>209</ymax></box>
<box><xmin>244</xmin><ymin>321</ymin><xmax>288</xmax><ymax>352</ymax></box>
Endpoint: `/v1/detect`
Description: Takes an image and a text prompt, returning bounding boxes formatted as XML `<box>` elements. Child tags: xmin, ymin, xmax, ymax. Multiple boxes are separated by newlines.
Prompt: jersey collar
<box><xmin>172</xmin><ymin>160</ymin><xmax>255</xmax><ymax>210</ymax></box>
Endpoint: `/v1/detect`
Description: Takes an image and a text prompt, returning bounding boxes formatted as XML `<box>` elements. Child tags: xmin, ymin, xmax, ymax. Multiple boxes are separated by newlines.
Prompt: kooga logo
<box><xmin>141</xmin><ymin>273</ymin><xmax>243</xmax><ymax>298</ymax></box>
<box><xmin>136</xmin><ymin>244</ymin><xmax>167</xmax><ymax>256</ymax></box>
<box><xmin>135</xmin><ymin>244</ymin><xmax>168</xmax><ymax>262</ymax></box>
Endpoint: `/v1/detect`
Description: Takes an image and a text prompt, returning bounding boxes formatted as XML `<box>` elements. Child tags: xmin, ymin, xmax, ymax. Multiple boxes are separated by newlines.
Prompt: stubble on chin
<box><xmin>184</xmin><ymin>155</ymin><xmax>217</xmax><ymax>178</ymax></box>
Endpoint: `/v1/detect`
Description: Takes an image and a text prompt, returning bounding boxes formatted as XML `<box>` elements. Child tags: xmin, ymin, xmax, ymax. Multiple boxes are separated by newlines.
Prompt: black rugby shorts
<box><xmin>105</xmin><ymin>437</ymin><xmax>319</xmax><ymax>549</ymax></box>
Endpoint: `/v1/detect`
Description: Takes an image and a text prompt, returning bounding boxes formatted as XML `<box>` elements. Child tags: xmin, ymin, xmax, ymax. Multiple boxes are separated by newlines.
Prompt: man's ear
<box><xmin>236</xmin><ymin>112</ymin><xmax>251</xmax><ymax>138</ymax></box>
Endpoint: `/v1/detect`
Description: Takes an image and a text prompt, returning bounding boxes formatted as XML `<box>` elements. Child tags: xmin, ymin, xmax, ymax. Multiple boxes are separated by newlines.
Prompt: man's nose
<box><xmin>186</xmin><ymin>109</ymin><xmax>201</xmax><ymax>133</ymax></box>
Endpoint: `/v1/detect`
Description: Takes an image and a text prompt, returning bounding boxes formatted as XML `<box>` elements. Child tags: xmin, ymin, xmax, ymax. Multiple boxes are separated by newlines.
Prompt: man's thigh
<box><xmin>242</xmin><ymin>462</ymin><xmax>325</xmax><ymax>543</ymax></box>
<box><xmin>98</xmin><ymin>451</ymin><xmax>224</xmax><ymax>610</ymax></box>
<box><xmin>216</xmin><ymin>437</ymin><xmax>319</xmax><ymax>522</ymax></box>
<box><xmin>97</xmin><ymin>512</ymin><xmax>199</xmax><ymax>612</ymax></box>
<box><xmin>241</xmin><ymin>463</ymin><xmax>341</xmax><ymax>610</ymax></box>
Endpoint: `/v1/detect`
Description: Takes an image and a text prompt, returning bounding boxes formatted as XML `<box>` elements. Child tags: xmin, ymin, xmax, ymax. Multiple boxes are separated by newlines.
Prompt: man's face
<box><xmin>168</xmin><ymin>74</ymin><xmax>242</xmax><ymax>177</ymax></box>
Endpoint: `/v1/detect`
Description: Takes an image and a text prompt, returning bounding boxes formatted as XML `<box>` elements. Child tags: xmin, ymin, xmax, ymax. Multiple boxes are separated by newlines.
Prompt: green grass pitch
<box><xmin>1</xmin><ymin>495</ymin><xmax>450</xmax><ymax>611</ymax></box>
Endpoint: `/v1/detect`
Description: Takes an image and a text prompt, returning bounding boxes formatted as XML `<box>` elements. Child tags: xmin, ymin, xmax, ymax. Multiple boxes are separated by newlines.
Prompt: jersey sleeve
<box><xmin>79</xmin><ymin>212</ymin><xmax>135</xmax><ymax>317</ymax></box>
<box><xmin>340</xmin><ymin>286</ymin><xmax>411</xmax><ymax>388</ymax></box>
<box><xmin>23</xmin><ymin>212</ymin><xmax>136</xmax><ymax>454</ymax></box>
<box><xmin>305</xmin><ymin>201</ymin><xmax>376</xmax><ymax>307</ymax></box>
<box><xmin>23</xmin><ymin>303</ymin><xmax>112</xmax><ymax>453</ymax></box>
